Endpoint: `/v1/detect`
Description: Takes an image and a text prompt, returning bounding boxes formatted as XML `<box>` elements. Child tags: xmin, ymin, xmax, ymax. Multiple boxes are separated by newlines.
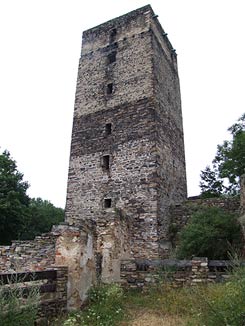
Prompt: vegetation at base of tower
<box><xmin>0</xmin><ymin>149</ymin><xmax>64</xmax><ymax>244</ymax></box>
<box><xmin>57</xmin><ymin>263</ymin><xmax>245</xmax><ymax>326</ymax></box>
<box><xmin>60</xmin><ymin>284</ymin><xmax>124</xmax><ymax>326</ymax></box>
<box><xmin>176</xmin><ymin>207</ymin><xmax>242</xmax><ymax>259</ymax></box>
<box><xmin>200</xmin><ymin>113</ymin><xmax>245</xmax><ymax>198</ymax></box>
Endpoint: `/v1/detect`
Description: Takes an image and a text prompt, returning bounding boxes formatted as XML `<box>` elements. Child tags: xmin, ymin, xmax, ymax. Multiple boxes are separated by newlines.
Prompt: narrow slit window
<box><xmin>107</xmin><ymin>83</ymin><xmax>113</xmax><ymax>95</ymax></box>
<box><xmin>101</xmin><ymin>155</ymin><xmax>110</xmax><ymax>170</ymax></box>
<box><xmin>105</xmin><ymin>123</ymin><xmax>112</xmax><ymax>135</ymax></box>
<box><xmin>104</xmin><ymin>198</ymin><xmax>112</xmax><ymax>208</ymax></box>
<box><xmin>109</xmin><ymin>28</ymin><xmax>117</xmax><ymax>43</ymax></box>
<box><xmin>107</xmin><ymin>52</ymin><xmax>116</xmax><ymax>64</ymax></box>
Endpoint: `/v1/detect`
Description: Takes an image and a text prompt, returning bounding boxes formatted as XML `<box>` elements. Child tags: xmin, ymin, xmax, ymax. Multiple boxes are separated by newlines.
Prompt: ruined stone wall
<box><xmin>96</xmin><ymin>209</ymin><xmax>131</xmax><ymax>283</ymax></box>
<box><xmin>0</xmin><ymin>224</ymin><xmax>97</xmax><ymax>310</ymax></box>
<box><xmin>121</xmin><ymin>258</ymin><xmax>233</xmax><ymax>289</ymax></box>
<box><xmin>54</xmin><ymin>224</ymin><xmax>96</xmax><ymax>309</ymax></box>
<box><xmin>0</xmin><ymin>233</ymin><xmax>57</xmax><ymax>273</ymax></box>
<box><xmin>0</xmin><ymin>267</ymin><xmax>68</xmax><ymax>322</ymax></box>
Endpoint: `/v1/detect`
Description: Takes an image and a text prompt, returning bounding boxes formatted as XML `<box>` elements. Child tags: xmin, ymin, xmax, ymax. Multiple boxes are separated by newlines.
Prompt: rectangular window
<box><xmin>101</xmin><ymin>155</ymin><xmax>110</xmax><ymax>170</ymax></box>
<box><xmin>105</xmin><ymin>123</ymin><xmax>112</xmax><ymax>135</ymax></box>
<box><xmin>107</xmin><ymin>52</ymin><xmax>116</xmax><ymax>64</ymax></box>
<box><xmin>107</xmin><ymin>83</ymin><xmax>113</xmax><ymax>95</ymax></box>
<box><xmin>104</xmin><ymin>198</ymin><xmax>112</xmax><ymax>208</ymax></box>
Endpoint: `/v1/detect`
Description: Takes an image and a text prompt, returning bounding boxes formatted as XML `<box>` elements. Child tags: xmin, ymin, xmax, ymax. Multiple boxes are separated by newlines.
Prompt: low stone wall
<box><xmin>0</xmin><ymin>233</ymin><xmax>57</xmax><ymax>273</ymax></box>
<box><xmin>0</xmin><ymin>223</ymin><xmax>98</xmax><ymax>310</ymax></box>
<box><xmin>0</xmin><ymin>266</ymin><xmax>68</xmax><ymax>322</ymax></box>
<box><xmin>120</xmin><ymin>258</ymin><xmax>236</xmax><ymax>288</ymax></box>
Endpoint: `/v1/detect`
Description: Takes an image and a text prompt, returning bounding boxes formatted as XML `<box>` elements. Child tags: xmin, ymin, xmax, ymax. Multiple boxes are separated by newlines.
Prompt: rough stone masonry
<box><xmin>65</xmin><ymin>4</ymin><xmax>187</xmax><ymax>283</ymax></box>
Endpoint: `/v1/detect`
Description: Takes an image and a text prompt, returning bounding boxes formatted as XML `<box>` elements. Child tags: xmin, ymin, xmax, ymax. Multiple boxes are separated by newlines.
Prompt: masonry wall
<box><xmin>0</xmin><ymin>233</ymin><xmax>57</xmax><ymax>273</ymax></box>
<box><xmin>65</xmin><ymin>5</ymin><xmax>187</xmax><ymax>265</ymax></box>
<box><xmin>121</xmin><ymin>258</ymin><xmax>234</xmax><ymax>289</ymax></box>
<box><xmin>151</xmin><ymin>16</ymin><xmax>187</xmax><ymax>255</ymax></box>
<box><xmin>0</xmin><ymin>224</ymin><xmax>97</xmax><ymax>310</ymax></box>
<box><xmin>0</xmin><ymin>267</ymin><xmax>68</xmax><ymax>322</ymax></box>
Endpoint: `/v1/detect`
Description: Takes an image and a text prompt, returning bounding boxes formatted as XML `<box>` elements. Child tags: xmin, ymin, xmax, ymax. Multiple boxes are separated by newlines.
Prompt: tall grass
<box><xmin>0</xmin><ymin>275</ymin><xmax>40</xmax><ymax>326</ymax></box>
<box><xmin>60</xmin><ymin>263</ymin><xmax>245</xmax><ymax>326</ymax></box>
<box><xmin>188</xmin><ymin>266</ymin><xmax>245</xmax><ymax>326</ymax></box>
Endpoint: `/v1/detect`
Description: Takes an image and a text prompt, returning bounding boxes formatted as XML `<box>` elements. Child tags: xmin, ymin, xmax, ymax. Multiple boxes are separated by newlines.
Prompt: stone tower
<box><xmin>65</xmin><ymin>5</ymin><xmax>187</xmax><ymax>280</ymax></box>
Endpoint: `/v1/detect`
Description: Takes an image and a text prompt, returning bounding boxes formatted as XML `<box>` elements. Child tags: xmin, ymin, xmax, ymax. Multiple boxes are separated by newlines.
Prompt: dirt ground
<box><xmin>121</xmin><ymin>310</ymin><xmax>187</xmax><ymax>326</ymax></box>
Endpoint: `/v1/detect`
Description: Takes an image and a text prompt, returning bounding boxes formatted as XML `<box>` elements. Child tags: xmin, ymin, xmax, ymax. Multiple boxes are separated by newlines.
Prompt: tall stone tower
<box><xmin>65</xmin><ymin>5</ymin><xmax>187</xmax><ymax>279</ymax></box>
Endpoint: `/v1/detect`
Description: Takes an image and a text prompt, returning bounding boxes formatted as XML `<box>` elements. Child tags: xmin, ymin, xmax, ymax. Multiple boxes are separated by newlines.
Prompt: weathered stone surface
<box><xmin>65</xmin><ymin>5</ymin><xmax>187</xmax><ymax>287</ymax></box>
<box><xmin>0</xmin><ymin>266</ymin><xmax>68</xmax><ymax>321</ymax></box>
<box><xmin>120</xmin><ymin>258</ymin><xmax>234</xmax><ymax>288</ymax></box>
<box><xmin>54</xmin><ymin>224</ymin><xmax>96</xmax><ymax>309</ymax></box>
<box><xmin>0</xmin><ymin>233</ymin><xmax>57</xmax><ymax>273</ymax></box>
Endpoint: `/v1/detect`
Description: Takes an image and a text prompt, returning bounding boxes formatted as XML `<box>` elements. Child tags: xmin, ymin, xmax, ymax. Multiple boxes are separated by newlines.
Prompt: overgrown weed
<box><xmin>62</xmin><ymin>283</ymin><xmax>124</xmax><ymax>326</ymax></box>
<box><xmin>0</xmin><ymin>274</ymin><xmax>40</xmax><ymax>326</ymax></box>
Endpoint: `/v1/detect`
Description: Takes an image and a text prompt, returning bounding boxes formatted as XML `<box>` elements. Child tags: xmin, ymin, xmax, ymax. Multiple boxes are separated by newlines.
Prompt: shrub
<box><xmin>176</xmin><ymin>207</ymin><xmax>242</xmax><ymax>259</ymax></box>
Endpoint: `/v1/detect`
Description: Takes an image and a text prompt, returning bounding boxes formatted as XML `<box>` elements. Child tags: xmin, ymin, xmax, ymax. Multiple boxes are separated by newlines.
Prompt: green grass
<box><xmin>58</xmin><ymin>265</ymin><xmax>245</xmax><ymax>326</ymax></box>
<box><xmin>59</xmin><ymin>283</ymin><xmax>124</xmax><ymax>326</ymax></box>
<box><xmin>0</xmin><ymin>279</ymin><xmax>40</xmax><ymax>326</ymax></box>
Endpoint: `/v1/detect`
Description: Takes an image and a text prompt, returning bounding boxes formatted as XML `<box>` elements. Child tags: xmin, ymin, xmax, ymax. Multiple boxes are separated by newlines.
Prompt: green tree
<box><xmin>200</xmin><ymin>113</ymin><xmax>245</xmax><ymax>197</ymax></box>
<box><xmin>0</xmin><ymin>150</ymin><xmax>30</xmax><ymax>244</ymax></box>
<box><xmin>176</xmin><ymin>207</ymin><xmax>242</xmax><ymax>259</ymax></box>
<box><xmin>22</xmin><ymin>198</ymin><xmax>64</xmax><ymax>239</ymax></box>
<box><xmin>0</xmin><ymin>150</ymin><xmax>64</xmax><ymax>244</ymax></box>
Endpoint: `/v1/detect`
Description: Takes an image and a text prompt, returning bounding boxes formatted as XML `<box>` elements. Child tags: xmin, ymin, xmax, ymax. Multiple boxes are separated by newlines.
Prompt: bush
<box><xmin>176</xmin><ymin>207</ymin><xmax>242</xmax><ymax>259</ymax></box>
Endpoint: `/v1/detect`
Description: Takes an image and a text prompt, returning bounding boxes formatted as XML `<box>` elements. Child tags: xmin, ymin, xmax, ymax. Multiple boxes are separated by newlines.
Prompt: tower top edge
<box><xmin>83</xmin><ymin>4</ymin><xmax>154</xmax><ymax>35</ymax></box>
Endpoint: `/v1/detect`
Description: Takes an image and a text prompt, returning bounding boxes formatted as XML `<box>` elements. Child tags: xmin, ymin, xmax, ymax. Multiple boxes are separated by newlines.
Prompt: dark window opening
<box><xmin>107</xmin><ymin>83</ymin><xmax>113</xmax><ymax>95</ymax></box>
<box><xmin>105</xmin><ymin>123</ymin><xmax>112</xmax><ymax>135</ymax></box>
<box><xmin>101</xmin><ymin>155</ymin><xmax>110</xmax><ymax>170</ymax></box>
<box><xmin>136</xmin><ymin>262</ymin><xmax>149</xmax><ymax>272</ymax></box>
<box><xmin>107</xmin><ymin>52</ymin><xmax>116</xmax><ymax>64</ymax></box>
<box><xmin>104</xmin><ymin>198</ymin><xmax>112</xmax><ymax>208</ymax></box>
<box><xmin>96</xmin><ymin>253</ymin><xmax>102</xmax><ymax>280</ymax></box>
<box><xmin>109</xmin><ymin>28</ymin><xmax>117</xmax><ymax>43</ymax></box>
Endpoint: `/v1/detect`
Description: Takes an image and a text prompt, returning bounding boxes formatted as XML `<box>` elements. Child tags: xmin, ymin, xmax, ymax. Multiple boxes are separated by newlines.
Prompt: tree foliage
<box><xmin>0</xmin><ymin>150</ymin><xmax>64</xmax><ymax>244</ymax></box>
<box><xmin>0</xmin><ymin>150</ymin><xmax>30</xmax><ymax>244</ymax></box>
<box><xmin>22</xmin><ymin>198</ymin><xmax>64</xmax><ymax>240</ymax></box>
<box><xmin>176</xmin><ymin>207</ymin><xmax>242</xmax><ymax>259</ymax></box>
<box><xmin>200</xmin><ymin>113</ymin><xmax>245</xmax><ymax>197</ymax></box>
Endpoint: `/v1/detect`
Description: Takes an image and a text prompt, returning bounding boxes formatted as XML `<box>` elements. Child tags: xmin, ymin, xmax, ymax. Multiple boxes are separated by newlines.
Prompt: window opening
<box><xmin>105</xmin><ymin>123</ymin><xmax>112</xmax><ymax>135</ymax></box>
<box><xmin>107</xmin><ymin>52</ymin><xmax>116</xmax><ymax>64</ymax></box>
<box><xmin>109</xmin><ymin>28</ymin><xmax>117</xmax><ymax>43</ymax></box>
<box><xmin>107</xmin><ymin>83</ymin><xmax>113</xmax><ymax>95</ymax></box>
<box><xmin>104</xmin><ymin>198</ymin><xmax>112</xmax><ymax>208</ymax></box>
<box><xmin>101</xmin><ymin>155</ymin><xmax>110</xmax><ymax>170</ymax></box>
